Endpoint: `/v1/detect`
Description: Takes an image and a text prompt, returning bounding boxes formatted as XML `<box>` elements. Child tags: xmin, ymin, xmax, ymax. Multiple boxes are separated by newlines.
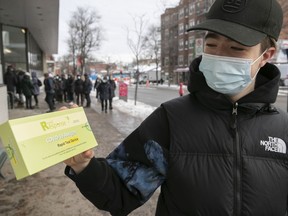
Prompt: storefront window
<box><xmin>2</xmin><ymin>25</ymin><xmax>27</xmax><ymax>71</ymax></box>
<box><xmin>28</xmin><ymin>32</ymin><xmax>43</xmax><ymax>75</ymax></box>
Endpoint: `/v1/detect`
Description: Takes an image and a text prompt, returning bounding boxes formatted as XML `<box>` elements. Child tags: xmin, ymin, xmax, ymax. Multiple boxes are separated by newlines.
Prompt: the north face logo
<box><xmin>260</xmin><ymin>136</ymin><xmax>286</xmax><ymax>154</ymax></box>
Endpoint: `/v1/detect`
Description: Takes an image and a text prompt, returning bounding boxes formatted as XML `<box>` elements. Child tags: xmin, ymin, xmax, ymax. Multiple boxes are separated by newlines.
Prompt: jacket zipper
<box><xmin>231</xmin><ymin>102</ymin><xmax>241</xmax><ymax>216</ymax></box>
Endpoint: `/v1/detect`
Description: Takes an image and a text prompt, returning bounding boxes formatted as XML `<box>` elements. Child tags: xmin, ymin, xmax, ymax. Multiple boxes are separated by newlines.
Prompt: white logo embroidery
<box><xmin>260</xmin><ymin>136</ymin><xmax>286</xmax><ymax>154</ymax></box>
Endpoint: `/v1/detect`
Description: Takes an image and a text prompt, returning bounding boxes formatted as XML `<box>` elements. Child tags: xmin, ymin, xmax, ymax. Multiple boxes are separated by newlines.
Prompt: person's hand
<box><xmin>59</xmin><ymin>104</ymin><xmax>95</xmax><ymax>174</ymax></box>
<box><xmin>64</xmin><ymin>149</ymin><xmax>95</xmax><ymax>174</ymax></box>
<box><xmin>59</xmin><ymin>103</ymin><xmax>78</xmax><ymax>111</ymax></box>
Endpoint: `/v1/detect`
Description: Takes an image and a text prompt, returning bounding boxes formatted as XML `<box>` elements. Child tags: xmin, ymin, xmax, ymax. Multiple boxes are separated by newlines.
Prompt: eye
<box><xmin>205</xmin><ymin>42</ymin><xmax>217</xmax><ymax>48</ymax></box>
<box><xmin>231</xmin><ymin>46</ymin><xmax>245</xmax><ymax>51</ymax></box>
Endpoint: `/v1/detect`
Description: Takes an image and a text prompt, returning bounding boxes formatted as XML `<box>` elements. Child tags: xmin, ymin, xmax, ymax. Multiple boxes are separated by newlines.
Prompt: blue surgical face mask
<box><xmin>199</xmin><ymin>52</ymin><xmax>265</xmax><ymax>95</ymax></box>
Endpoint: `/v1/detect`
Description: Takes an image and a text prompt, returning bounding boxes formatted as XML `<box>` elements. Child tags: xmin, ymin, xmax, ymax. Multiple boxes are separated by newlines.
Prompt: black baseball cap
<box><xmin>188</xmin><ymin>0</ymin><xmax>283</xmax><ymax>46</ymax></box>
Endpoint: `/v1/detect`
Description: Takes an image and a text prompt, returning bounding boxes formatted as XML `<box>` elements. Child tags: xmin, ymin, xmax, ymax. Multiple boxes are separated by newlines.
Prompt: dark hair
<box><xmin>260</xmin><ymin>37</ymin><xmax>276</xmax><ymax>52</ymax></box>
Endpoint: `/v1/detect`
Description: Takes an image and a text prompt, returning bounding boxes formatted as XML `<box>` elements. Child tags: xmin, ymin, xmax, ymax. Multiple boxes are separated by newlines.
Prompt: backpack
<box><xmin>37</xmin><ymin>79</ymin><xmax>42</xmax><ymax>87</ymax></box>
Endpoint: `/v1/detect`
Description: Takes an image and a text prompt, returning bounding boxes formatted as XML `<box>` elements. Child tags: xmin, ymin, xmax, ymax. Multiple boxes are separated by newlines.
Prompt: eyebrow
<box><xmin>205</xmin><ymin>32</ymin><xmax>238</xmax><ymax>44</ymax></box>
<box><xmin>204</xmin><ymin>32</ymin><xmax>220</xmax><ymax>40</ymax></box>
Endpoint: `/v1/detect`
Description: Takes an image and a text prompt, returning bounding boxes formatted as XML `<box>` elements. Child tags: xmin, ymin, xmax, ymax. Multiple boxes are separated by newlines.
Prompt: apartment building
<box><xmin>161</xmin><ymin>0</ymin><xmax>288</xmax><ymax>84</ymax></box>
<box><xmin>161</xmin><ymin>0</ymin><xmax>214</xmax><ymax>84</ymax></box>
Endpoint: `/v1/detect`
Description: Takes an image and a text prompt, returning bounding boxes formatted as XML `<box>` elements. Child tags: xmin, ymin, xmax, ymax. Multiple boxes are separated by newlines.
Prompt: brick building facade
<box><xmin>161</xmin><ymin>0</ymin><xmax>288</xmax><ymax>84</ymax></box>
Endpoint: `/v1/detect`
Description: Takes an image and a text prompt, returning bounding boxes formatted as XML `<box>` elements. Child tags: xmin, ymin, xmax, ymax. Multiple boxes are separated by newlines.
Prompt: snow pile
<box><xmin>113</xmin><ymin>97</ymin><xmax>157</xmax><ymax>120</ymax></box>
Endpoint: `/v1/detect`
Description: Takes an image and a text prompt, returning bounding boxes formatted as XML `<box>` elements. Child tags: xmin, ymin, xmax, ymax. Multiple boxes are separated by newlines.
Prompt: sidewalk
<box><xmin>0</xmin><ymin>91</ymin><xmax>135</xmax><ymax>180</ymax></box>
<box><xmin>0</xmin><ymin>92</ymin><xmax>158</xmax><ymax>215</ymax></box>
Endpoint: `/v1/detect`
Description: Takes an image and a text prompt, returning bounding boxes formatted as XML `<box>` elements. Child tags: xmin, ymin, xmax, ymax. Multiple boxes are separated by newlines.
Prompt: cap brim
<box><xmin>187</xmin><ymin>19</ymin><xmax>266</xmax><ymax>47</ymax></box>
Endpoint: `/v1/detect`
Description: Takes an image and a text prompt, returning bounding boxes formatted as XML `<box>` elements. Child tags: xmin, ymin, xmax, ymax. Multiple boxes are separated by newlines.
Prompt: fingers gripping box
<box><xmin>0</xmin><ymin>107</ymin><xmax>97</xmax><ymax>180</ymax></box>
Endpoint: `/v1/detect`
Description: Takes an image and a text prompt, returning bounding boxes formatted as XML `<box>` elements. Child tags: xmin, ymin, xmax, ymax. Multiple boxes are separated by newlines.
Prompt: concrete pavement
<box><xmin>0</xmin><ymin>92</ymin><xmax>160</xmax><ymax>216</ymax></box>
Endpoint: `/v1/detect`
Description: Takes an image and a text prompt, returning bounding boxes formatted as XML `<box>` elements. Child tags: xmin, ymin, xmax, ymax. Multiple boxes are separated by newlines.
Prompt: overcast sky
<box><xmin>56</xmin><ymin>0</ymin><xmax>179</xmax><ymax>63</ymax></box>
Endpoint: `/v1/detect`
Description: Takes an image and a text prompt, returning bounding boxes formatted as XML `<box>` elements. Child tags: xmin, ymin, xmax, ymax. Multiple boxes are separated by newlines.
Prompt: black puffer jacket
<box><xmin>66</xmin><ymin>57</ymin><xmax>288</xmax><ymax>216</ymax></box>
<box><xmin>155</xmin><ymin>57</ymin><xmax>288</xmax><ymax>215</ymax></box>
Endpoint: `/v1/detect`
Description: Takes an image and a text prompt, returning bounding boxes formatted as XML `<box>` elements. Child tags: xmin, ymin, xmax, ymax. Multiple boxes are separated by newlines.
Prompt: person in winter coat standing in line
<box><xmin>97</xmin><ymin>75</ymin><xmax>110</xmax><ymax>113</ymax></box>
<box><xmin>31</xmin><ymin>71</ymin><xmax>41</xmax><ymax>108</ymax></box>
<box><xmin>61</xmin><ymin>73</ymin><xmax>68</xmax><ymax>102</ymax></box>
<box><xmin>43</xmin><ymin>73</ymin><xmax>55</xmax><ymax>112</ymax></box>
<box><xmin>66</xmin><ymin>74</ymin><xmax>74</xmax><ymax>103</ymax></box>
<box><xmin>108</xmin><ymin>75</ymin><xmax>116</xmax><ymax>109</ymax></box>
<box><xmin>63</xmin><ymin>0</ymin><xmax>288</xmax><ymax>215</ymax></box>
<box><xmin>83</xmin><ymin>73</ymin><xmax>92</xmax><ymax>108</ymax></box>
<box><xmin>21</xmin><ymin>73</ymin><xmax>34</xmax><ymax>109</ymax></box>
<box><xmin>93</xmin><ymin>76</ymin><xmax>102</xmax><ymax>101</ymax></box>
<box><xmin>15</xmin><ymin>69</ymin><xmax>25</xmax><ymax>106</ymax></box>
<box><xmin>4</xmin><ymin>65</ymin><xmax>17</xmax><ymax>109</ymax></box>
<box><xmin>54</xmin><ymin>75</ymin><xmax>64</xmax><ymax>103</ymax></box>
<box><xmin>74</xmin><ymin>74</ymin><xmax>84</xmax><ymax>106</ymax></box>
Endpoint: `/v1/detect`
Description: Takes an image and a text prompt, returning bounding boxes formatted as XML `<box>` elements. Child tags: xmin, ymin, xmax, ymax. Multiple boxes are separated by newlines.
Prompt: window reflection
<box><xmin>2</xmin><ymin>25</ymin><xmax>27</xmax><ymax>71</ymax></box>
<box><xmin>28</xmin><ymin>33</ymin><xmax>43</xmax><ymax>76</ymax></box>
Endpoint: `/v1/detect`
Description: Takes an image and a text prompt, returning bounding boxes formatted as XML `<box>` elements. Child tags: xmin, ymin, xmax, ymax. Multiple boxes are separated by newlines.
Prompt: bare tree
<box><xmin>143</xmin><ymin>24</ymin><xmax>161</xmax><ymax>85</ymax></box>
<box><xmin>67</xmin><ymin>29</ymin><xmax>77</xmax><ymax>74</ymax></box>
<box><xmin>67</xmin><ymin>7</ymin><xmax>103</xmax><ymax>75</ymax></box>
<box><xmin>126</xmin><ymin>14</ymin><xmax>149</xmax><ymax>105</ymax></box>
<box><xmin>57</xmin><ymin>54</ymin><xmax>73</xmax><ymax>74</ymax></box>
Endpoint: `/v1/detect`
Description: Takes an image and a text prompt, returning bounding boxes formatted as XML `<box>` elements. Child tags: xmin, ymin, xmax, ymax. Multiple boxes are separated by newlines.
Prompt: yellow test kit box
<box><xmin>0</xmin><ymin>107</ymin><xmax>97</xmax><ymax>180</ymax></box>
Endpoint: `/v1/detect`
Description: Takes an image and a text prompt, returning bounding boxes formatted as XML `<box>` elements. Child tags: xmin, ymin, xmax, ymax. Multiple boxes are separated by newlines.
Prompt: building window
<box><xmin>165</xmin><ymin>15</ymin><xmax>169</xmax><ymax>23</ymax></box>
<box><xmin>185</xmin><ymin>40</ymin><xmax>188</xmax><ymax>50</ymax></box>
<box><xmin>179</xmin><ymin>8</ymin><xmax>184</xmax><ymax>19</ymax></box>
<box><xmin>165</xmin><ymin>57</ymin><xmax>169</xmax><ymax>66</ymax></box>
<box><xmin>185</xmin><ymin>24</ymin><xmax>188</xmax><ymax>33</ymax></box>
<box><xmin>189</xmin><ymin>19</ymin><xmax>195</xmax><ymax>28</ymax></box>
<box><xmin>189</xmin><ymin>3</ymin><xmax>195</xmax><ymax>15</ymax></box>
<box><xmin>165</xmin><ymin>29</ymin><xmax>169</xmax><ymax>40</ymax></box>
<box><xmin>179</xmin><ymin>23</ymin><xmax>184</xmax><ymax>35</ymax></box>
<box><xmin>172</xmin><ymin>12</ymin><xmax>178</xmax><ymax>22</ymax></box>
<box><xmin>2</xmin><ymin>25</ymin><xmax>27</xmax><ymax>71</ymax></box>
<box><xmin>28</xmin><ymin>33</ymin><xmax>43</xmax><ymax>75</ymax></box>
<box><xmin>179</xmin><ymin>39</ymin><xmax>184</xmax><ymax>50</ymax></box>
<box><xmin>189</xmin><ymin>36</ymin><xmax>195</xmax><ymax>49</ymax></box>
<box><xmin>178</xmin><ymin>55</ymin><xmax>184</xmax><ymax>66</ymax></box>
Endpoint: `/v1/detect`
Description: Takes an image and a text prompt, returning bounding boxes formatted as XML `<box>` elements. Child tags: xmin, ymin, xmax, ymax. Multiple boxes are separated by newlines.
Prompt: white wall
<box><xmin>0</xmin><ymin>85</ymin><xmax>8</xmax><ymax>124</ymax></box>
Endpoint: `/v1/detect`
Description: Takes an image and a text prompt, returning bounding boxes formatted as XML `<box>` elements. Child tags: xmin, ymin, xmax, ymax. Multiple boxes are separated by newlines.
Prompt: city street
<box><xmin>127</xmin><ymin>84</ymin><xmax>182</xmax><ymax>107</ymax></box>
<box><xmin>127</xmin><ymin>84</ymin><xmax>288</xmax><ymax>112</ymax></box>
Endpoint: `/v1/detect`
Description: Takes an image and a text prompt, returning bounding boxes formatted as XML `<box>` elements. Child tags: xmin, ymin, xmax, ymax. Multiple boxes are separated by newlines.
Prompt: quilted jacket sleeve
<box><xmin>65</xmin><ymin>106</ymin><xmax>170</xmax><ymax>216</ymax></box>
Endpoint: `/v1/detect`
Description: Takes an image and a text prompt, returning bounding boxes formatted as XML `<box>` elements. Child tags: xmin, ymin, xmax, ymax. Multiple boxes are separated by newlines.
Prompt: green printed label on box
<box><xmin>0</xmin><ymin>107</ymin><xmax>97</xmax><ymax>180</ymax></box>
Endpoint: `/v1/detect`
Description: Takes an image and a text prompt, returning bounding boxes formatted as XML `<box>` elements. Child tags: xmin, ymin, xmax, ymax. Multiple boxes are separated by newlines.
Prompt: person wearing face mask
<box><xmin>64</xmin><ymin>0</ymin><xmax>288</xmax><ymax>215</ymax></box>
<box><xmin>74</xmin><ymin>74</ymin><xmax>84</xmax><ymax>106</ymax></box>
<box><xmin>96</xmin><ymin>75</ymin><xmax>110</xmax><ymax>113</ymax></box>
<box><xmin>108</xmin><ymin>75</ymin><xmax>116</xmax><ymax>110</ymax></box>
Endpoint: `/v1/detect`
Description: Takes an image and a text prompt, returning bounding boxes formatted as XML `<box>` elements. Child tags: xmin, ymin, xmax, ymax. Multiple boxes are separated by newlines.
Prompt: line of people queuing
<box><xmin>4</xmin><ymin>65</ymin><xmax>117</xmax><ymax>114</ymax></box>
<box><xmin>4</xmin><ymin>65</ymin><xmax>42</xmax><ymax>110</ymax></box>
<box><xmin>43</xmin><ymin>72</ymin><xmax>116</xmax><ymax>113</ymax></box>
<box><xmin>94</xmin><ymin>75</ymin><xmax>116</xmax><ymax>113</ymax></box>
<box><xmin>43</xmin><ymin>72</ymin><xmax>93</xmax><ymax>112</ymax></box>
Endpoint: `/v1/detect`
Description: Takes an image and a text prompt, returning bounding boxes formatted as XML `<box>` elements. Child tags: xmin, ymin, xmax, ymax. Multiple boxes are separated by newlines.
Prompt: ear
<box><xmin>259</xmin><ymin>47</ymin><xmax>276</xmax><ymax>67</ymax></box>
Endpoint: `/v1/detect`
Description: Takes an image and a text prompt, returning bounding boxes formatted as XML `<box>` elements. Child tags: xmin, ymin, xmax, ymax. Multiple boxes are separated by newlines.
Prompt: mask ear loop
<box><xmin>250</xmin><ymin>49</ymin><xmax>267</xmax><ymax>79</ymax></box>
<box><xmin>251</xmin><ymin>49</ymin><xmax>267</xmax><ymax>65</ymax></box>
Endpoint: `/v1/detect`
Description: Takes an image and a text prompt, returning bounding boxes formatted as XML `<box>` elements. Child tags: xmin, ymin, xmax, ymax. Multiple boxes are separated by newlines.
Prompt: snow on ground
<box><xmin>113</xmin><ymin>97</ymin><xmax>157</xmax><ymax>120</ymax></box>
<box><xmin>92</xmin><ymin>83</ymin><xmax>184</xmax><ymax>120</ymax></box>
